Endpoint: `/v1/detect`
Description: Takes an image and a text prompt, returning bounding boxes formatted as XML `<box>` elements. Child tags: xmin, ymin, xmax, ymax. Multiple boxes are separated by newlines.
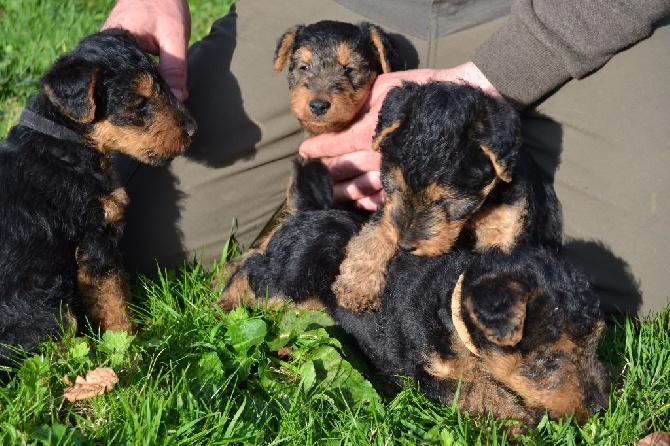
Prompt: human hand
<box><xmin>102</xmin><ymin>0</ymin><xmax>191</xmax><ymax>101</ymax></box>
<box><xmin>299</xmin><ymin>62</ymin><xmax>502</xmax><ymax>210</ymax></box>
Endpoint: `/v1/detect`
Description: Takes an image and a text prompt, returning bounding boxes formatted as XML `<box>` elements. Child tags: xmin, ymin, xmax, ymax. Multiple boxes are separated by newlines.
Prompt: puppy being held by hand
<box><xmin>333</xmin><ymin>81</ymin><xmax>562</xmax><ymax>312</ymax></box>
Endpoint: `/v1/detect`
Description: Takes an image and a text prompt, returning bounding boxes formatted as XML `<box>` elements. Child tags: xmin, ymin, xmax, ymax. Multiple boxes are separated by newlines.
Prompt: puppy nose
<box><xmin>398</xmin><ymin>240</ymin><xmax>417</xmax><ymax>253</ymax></box>
<box><xmin>183</xmin><ymin>118</ymin><xmax>197</xmax><ymax>138</ymax></box>
<box><xmin>587</xmin><ymin>392</ymin><xmax>609</xmax><ymax>415</ymax></box>
<box><xmin>309</xmin><ymin>99</ymin><xmax>331</xmax><ymax>116</ymax></box>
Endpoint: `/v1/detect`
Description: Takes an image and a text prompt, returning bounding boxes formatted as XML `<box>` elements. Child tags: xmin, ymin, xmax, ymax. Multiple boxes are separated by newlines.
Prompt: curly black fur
<box><xmin>378</xmin><ymin>81</ymin><xmax>562</xmax><ymax>252</ymax></box>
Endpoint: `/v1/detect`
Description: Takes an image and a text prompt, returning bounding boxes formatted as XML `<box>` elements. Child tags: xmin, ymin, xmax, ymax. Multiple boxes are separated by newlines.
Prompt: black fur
<box><xmin>379</xmin><ymin>81</ymin><xmax>561</xmax><ymax>252</ymax></box>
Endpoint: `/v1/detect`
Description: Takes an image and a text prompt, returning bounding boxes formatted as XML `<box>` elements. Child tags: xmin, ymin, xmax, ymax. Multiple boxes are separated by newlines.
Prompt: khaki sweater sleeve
<box><xmin>471</xmin><ymin>0</ymin><xmax>670</xmax><ymax>109</ymax></box>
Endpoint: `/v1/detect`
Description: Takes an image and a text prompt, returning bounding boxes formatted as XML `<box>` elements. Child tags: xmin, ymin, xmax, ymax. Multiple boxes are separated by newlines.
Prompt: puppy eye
<box><xmin>343</xmin><ymin>65</ymin><xmax>354</xmax><ymax>75</ymax></box>
<box><xmin>299</xmin><ymin>64</ymin><xmax>310</xmax><ymax>72</ymax></box>
<box><xmin>133</xmin><ymin>97</ymin><xmax>150</xmax><ymax>111</ymax></box>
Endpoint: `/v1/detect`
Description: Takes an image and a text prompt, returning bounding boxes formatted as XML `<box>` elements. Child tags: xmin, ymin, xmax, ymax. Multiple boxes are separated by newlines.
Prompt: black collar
<box><xmin>19</xmin><ymin>109</ymin><xmax>89</xmax><ymax>145</ymax></box>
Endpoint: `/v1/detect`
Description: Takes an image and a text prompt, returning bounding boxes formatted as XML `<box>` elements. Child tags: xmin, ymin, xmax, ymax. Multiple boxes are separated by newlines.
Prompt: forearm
<box><xmin>472</xmin><ymin>0</ymin><xmax>670</xmax><ymax>108</ymax></box>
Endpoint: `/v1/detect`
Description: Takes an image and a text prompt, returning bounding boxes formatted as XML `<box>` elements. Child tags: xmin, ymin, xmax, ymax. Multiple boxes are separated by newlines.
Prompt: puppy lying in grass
<box><xmin>332</xmin><ymin>247</ymin><xmax>610</xmax><ymax>427</ymax></box>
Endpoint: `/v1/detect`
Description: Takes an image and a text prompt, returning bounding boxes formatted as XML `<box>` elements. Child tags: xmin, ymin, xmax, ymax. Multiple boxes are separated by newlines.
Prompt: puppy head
<box><xmin>41</xmin><ymin>28</ymin><xmax>196</xmax><ymax>165</ymax></box>
<box><xmin>449</xmin><ymin>250</ymin><xmax>610</xmax><ymax>423</ymax></box>
<box><xmin>375</xmin><ymin>81</ymin><xmax>522</xmax><ymax>256</ymax></box>
<box><xmin>273</xmin><ymin>20</ymin><xmax>397</xmax><ymax>135</ymax></box>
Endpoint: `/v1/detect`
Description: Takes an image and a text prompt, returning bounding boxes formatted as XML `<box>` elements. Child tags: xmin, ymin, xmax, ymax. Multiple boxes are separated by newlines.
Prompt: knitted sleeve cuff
<box><xmin>470</xmin><ymin>14</ymin><xmax>571</xmax><ymax>109</ymax></box>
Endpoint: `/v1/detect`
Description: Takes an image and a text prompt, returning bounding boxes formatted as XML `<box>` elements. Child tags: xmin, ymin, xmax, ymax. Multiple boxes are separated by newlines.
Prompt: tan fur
<box><xmin>273</xmin><ymin>26</ymin><xmax>300</xmax><ymax>73</ymax></box>
<box><xmin>371</xmin><ymin>120</ymin><xmax>401</xmax><ymax>152</ymax></box>
<box><xmin>76</xmin><ymin>265</ymin><xmax>130</xmax><ymax>332</ymax></box>
<box><xmin>469</xmin><ymin>199</ymin><xmax>527</xmax><ymax>253</ymax></box>
<box><xmin>456</xmin><ymin>379</ymin><xmax>536</xmax><ymax>428</ymax></box>
<box><xmin>480</xmin><ymin>144</ymin><xmax>512</xmax><ymax>183</ymax></box>
<box><xmin>44</xmin><ymin>68</ymin><xmax>99</xmax><ymax>123</ymax></box>
<box><xmin>134</xmin><ymin>72</ymin><xmax>154</xmax><ymax>98</ymax></box>
<box><xmin>450</xmin><ymin>274</ymin><xmax>480</xmax><ymax>356</ymax></box>
<box><xmin>287</xmin><ymin>42</ymin><xmax>378</xmax><ymax>135</ymax></box>
<box><xmin>89</xmin><ymin>92</ymin><xmax>190</xmax><ymax>161</ymax></box>
<box><xmin>217</xmin><ymin>270</ymin><xmax>256</xmax><ymax>312</ymax></box>
<box><xmin>423</xmin><ymin>351</ymin><xmax>480</xmax><ymax>382</ymax></box>
<box><xmin>332</xmin><ymin>201</ymin><xmax>400</xmax><ymax>311</ymax></box>
<box><xmin>99</xmin><ymin>187</ymin><xmax>129</xmax><ymax>227</ymax></box>
<box><xmin>368</xmin><ymin>26</ymin><xmax>392</xmax><ymax>73</ymax></box>
<box><xmin>482</xmin><ymin>352</ymin><xmax>586</xmax><ymax>420</ymax></box>
<box><xmin>411</xmin><ymin>214</ymin><xmax>466</xmax><ymax>256</ymax></box>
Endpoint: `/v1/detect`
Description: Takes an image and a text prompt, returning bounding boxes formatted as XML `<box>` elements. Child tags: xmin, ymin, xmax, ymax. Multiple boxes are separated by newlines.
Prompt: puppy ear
<box><xmin>361</xmin><ymin>22</ymin><xmax>397</xmax><ymax>73</ymax></box>
<box><xmin>273</xmin><ymin>25</ymin><xmax>302</xmax><ymax>73</ymax></box>
<box><xmin>42</xmin><ymin>58</ymin><xmax>99</xmax><ymax>123</ymax></box>
<box><xmin>457</xmin><ymin>272</ymin><xmax>533</xmax><ymax>349</ymax></box>
<box><xmin>371</xmin><ymin>81</ymin><xmax>421</xmax><ymax>151</ymax></box>
<box><xmin>479</xmin><ymin>144</ymin><xmax>512</xmax><ymax>183</ymax></box>
<box><xmin>474</xmin><ymin>95</ymin><xmax>521</xmax><ymax>183</ymax></box>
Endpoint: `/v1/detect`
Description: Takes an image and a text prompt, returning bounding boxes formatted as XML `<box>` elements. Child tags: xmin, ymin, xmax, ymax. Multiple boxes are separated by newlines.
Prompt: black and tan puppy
<box><xmin>332</xmin><ymin>248</ymin><xmax>609</xmax><ymax>427</ymax></box>
<box><xmin>218</xmin><ymin>20</ymin><xmax>397</xmax><ymax>304</ymax></box>
<box><xmin>274</xmin><ymin>20</ymin><xmax>397</xmax><ymax>136</ymax></box>
<box><xmin>0</xmin><ymin>29</ymin><xmax>196</xmax><ymax>364</ymax></box>
<box><xmin>218</xmin><ymin>160</ymin><xmax>367</xmax><ymax>311</ymax></box>
<box><xmin>333</xmin><ymin>81</ymin><xmax>562</xmax><ymax>311</ymax></box>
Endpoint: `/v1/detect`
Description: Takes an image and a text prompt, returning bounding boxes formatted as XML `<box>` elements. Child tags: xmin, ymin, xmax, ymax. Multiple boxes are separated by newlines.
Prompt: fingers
<box><xmin>332</xmin><ymin>171</ymin><xmax>382</xmax><ymax>205</ymax></box>
<box><xmin>101</xmin><ymin>0</ymin><xmax>190</xmax><ymax>101</ymax></box>
<box><xmin>354</xmin><ymin>192</ymin><xmax>384</xmax><ymax>211</ymax></box>
<box><xmin>322</xmin><ymin>151</ymin><xmax>383</xmax><ymax>209</ymax></box>
<box><xmin>299</xmin><ymin>113</ymin><xmax>377</xmax><ymax>159</ymax></box>
<box><xmin>321</xmin><ymin>151</ymin><xmax>381</xmax><ymax>181</ymax></box>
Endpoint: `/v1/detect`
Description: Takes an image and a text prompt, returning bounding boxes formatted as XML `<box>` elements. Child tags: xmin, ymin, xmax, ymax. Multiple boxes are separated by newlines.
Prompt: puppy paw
<box><xmin>332</xmin><ymin>218</ymin><xmax>397</xmax><ymax>312</ymax></box>
<box><xmin>216</xmin><ymin>271</ymin><xmax>256</xmax><ymax>312</ymax></box>
<box><xmin>332</xmin><ymin>256</ymin><xmax>385</xmax><ymax>312</ymax></box>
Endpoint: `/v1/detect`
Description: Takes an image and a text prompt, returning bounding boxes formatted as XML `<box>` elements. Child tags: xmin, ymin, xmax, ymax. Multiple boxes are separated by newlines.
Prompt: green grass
<box><xmin>1</xmin><ymin>1</ymin><xmax>669</xmax><ymax>444</ymax></box>
<box><xmin>1</xmin><ymin>246</ymin><xmax>669</xmax><ymax>445</ymax></box>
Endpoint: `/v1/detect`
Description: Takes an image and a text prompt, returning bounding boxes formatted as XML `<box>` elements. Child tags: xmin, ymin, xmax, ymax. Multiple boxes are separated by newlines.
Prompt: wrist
<box><xmin>434</xmin><ymin>61</ymin><xmax>502</xmax><ymax>99</ymax></box>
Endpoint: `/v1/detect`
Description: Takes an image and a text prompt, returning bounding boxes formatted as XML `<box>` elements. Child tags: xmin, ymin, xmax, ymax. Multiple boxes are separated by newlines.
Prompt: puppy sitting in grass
<box><xmin>333</xmin><ymin>81</ymin><xmax>562</xmax><ymax>312</ymax></box>
<box><xmin>0</xmin><ymin>29</ymin><xmax>196</xmax><ymax>365</ymax></box>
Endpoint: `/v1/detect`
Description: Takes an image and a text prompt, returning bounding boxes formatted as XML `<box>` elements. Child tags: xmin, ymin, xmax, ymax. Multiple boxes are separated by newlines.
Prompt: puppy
<box><xmin>332</xmin><ymin>247</ymin><xmax>610</xmax><ymax>427</ymax></box>
<box><xmin>218</xmin><ymin>160</ymin><xmax>367</xmax><ymax>311</ymax></box>
<box><xmin>274</xmin><ymin>19</ymin><xmax>398</xmax><ymax>136</ymax></box>
<box><xmin>333</xmin><ymin>81</ymin><xmax>562</xmax><ymax>311</ymax></box>
<box><xmin>0</xmin><ymin>29</ymin><xmax>196</xmax><ymax>364</ymax></box>
<box><xmin>219</xmin><ymin>20</ymin><xmax>398</xmax><ymax>303</ymax></box>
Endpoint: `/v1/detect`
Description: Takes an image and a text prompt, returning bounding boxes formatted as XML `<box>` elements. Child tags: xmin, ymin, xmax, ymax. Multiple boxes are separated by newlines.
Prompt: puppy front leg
<box><xmin>77</xmin><ymin>264</ymin><xmax>131</xmax><ymax>332</ymax></box>
<box><xmin>75</xmin><ymin>188</ymin><xmax>132</xmax><ymax>332</ymax></box>
<box><xmin>332</xmin><ymin>213</ymin><xmax>398</xmax><ymax>312</ymax></box>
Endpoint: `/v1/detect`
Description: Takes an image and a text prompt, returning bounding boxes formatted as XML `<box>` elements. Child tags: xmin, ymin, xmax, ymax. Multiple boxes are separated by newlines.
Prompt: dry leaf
<box><xmin>277</xmin><ymin>346</ymin><xmax>293</xmax><ymax>360</ymax></box>
<box><xmin>635</xmin><ymin>432</ymin><xmax>670</xmax><ymax>446</ymax></box>
<box><xmin>63</xmin><ymin>367</ymin><xmax>119</xmax><ymax>402</ymax></box>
